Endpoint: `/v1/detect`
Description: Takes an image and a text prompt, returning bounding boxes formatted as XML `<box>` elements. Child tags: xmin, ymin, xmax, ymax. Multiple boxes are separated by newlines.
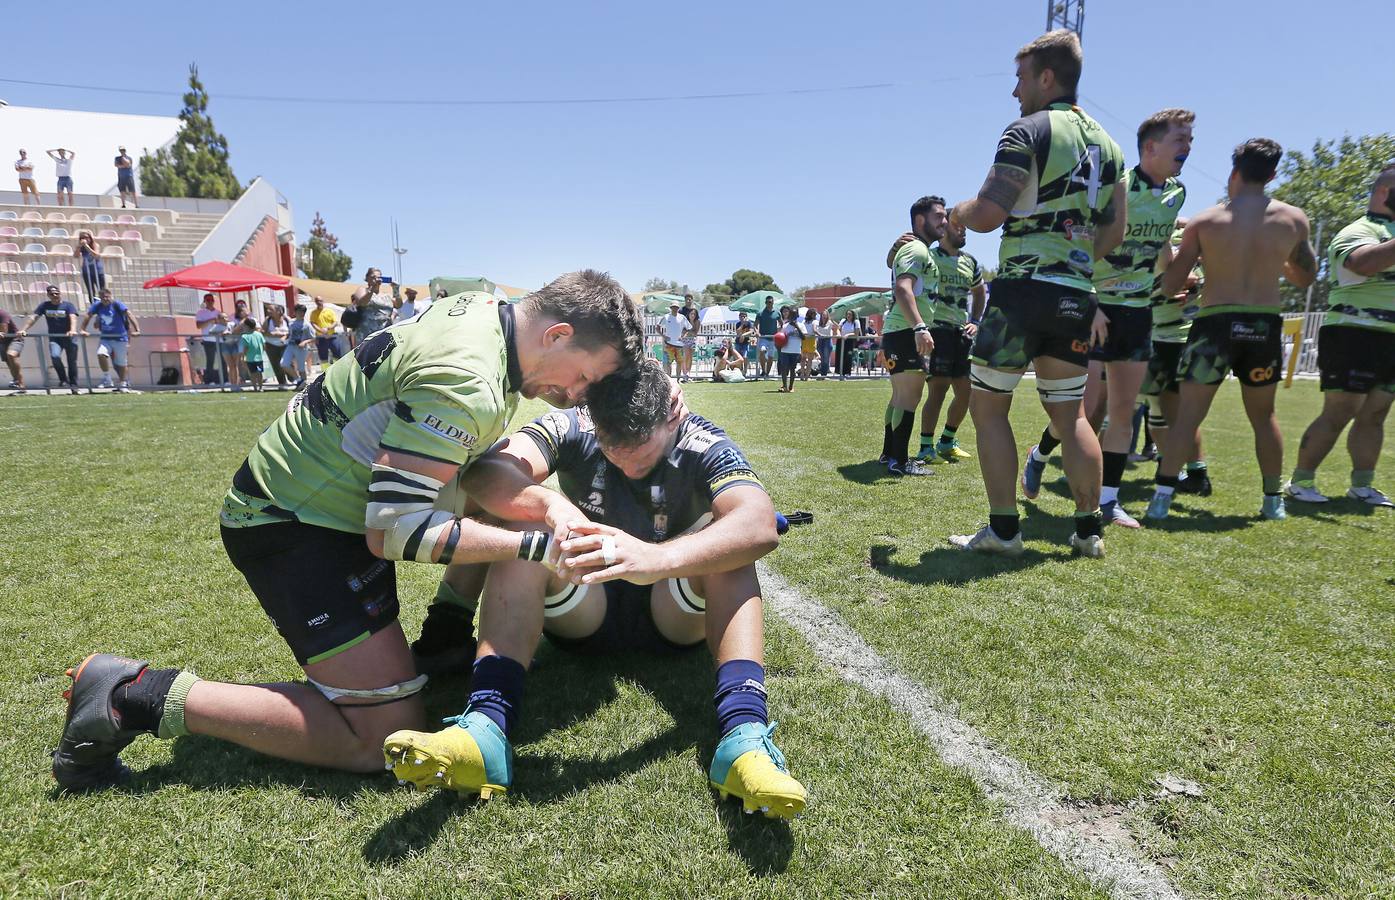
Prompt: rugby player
<box><xmin>1140</xmin><ymin>218</ymin><xmax>1213</xmax><ymax>497</ymax></box>
<box><xmin>1021</xmin><ymin>109</ymin><xmax>1194</xmax><ymax>528</ymax></box>
<box><xmin>946</xmin><ymin>30</ymin><xmax>1126</xmax><ymax>558</ymax></box>
<box><xmin>1286</xmin><ymin>164</ymin><xmax>1395</xmax><ymax>507</ymax></box>
<box><xmin>51</xmin><ymin>272</ymin><xmax>644</xmax><ymax>791</ymax></box>
<box><xmin>1145</xmin><ymin>140</ymin><xmax>1317</xmax><ymax>521</ymax></box>
<box><xmin>880</xmin><ymin>195</ymin><xmax>947</xmax><ymax>477</ymax></box>
<box><xmin>383</xmin><ymin>360</ymin><xmax>807</xmax><ymax>818</ymax></box>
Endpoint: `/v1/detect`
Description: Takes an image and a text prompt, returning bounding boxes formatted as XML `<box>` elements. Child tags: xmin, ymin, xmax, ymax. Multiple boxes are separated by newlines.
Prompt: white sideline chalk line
<box><xmin>758</xmin><ymin>563</ymin><xmax>1184</xmax><ymax>900</ymax></box>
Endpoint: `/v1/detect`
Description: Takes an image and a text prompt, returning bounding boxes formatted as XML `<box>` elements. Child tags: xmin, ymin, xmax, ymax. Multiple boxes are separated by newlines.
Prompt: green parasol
<box><xmin>643</xmin><ymin>293</ymin><xmax>689</xmax><ymax>315</ymax></box>
<box><xmin>827</xmin><ymin>290</ymin><xmax>891</xmax><ymax>319</ymax></box>
<box><xmin>729</xmin><ymin>290</ymin><xmax>796</xmax><ymax>314</ymax></box>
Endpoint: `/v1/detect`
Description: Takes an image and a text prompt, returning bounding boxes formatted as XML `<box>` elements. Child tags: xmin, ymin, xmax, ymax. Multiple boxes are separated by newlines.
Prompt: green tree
<box><xmin>138</xmin><ymin>64</ymin><xmax>241</xmax><ymax>199</ymax></box>
<box><xmin>702</xmin><ymin>268</ymin><xmax>780</xmax><ymax>305</ymax></box>
<box><xmin>298</xmin><ymin>212</ymin><xmax>354</xmax><ymax>282</ymax></box>
<box><xmin>642</xmin><ymin>277</ymin><xmax>692</xmax><ymax>295</ymax></box>
<box><xmin>1271</xmin><ymin>133</ymin><xmax>1395</xmax><ymax>310</ymax></box>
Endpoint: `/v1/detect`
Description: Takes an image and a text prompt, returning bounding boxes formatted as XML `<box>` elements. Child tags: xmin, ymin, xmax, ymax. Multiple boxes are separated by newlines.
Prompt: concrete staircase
<box><xmin>143</xmin><ymin>212</ymin><xmax>224</xmax><ymax>264</ymax></box>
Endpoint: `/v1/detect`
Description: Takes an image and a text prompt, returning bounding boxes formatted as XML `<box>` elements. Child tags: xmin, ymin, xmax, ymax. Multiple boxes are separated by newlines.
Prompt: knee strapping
<box><xmin>1037</xmin><ymin>375</ymin><xmax>1087</xmax><ymax>403</ymax></box>
<box><xmin>308</xmin><ymin>673</ymin><xmax>428</xmax><ymax>705</ymax></box>
<box><xmin>970</xmin><ymin>364</ymin><xmax>1022</xmax><ymax>393</ymax></box>
<box><xmin>544</xmin><ymin>581</ymin><xmax>591</xmax><ymax>618</ymax></box>
<box><xmin>669</xmin><ymin>577</ymin><xmax>706</xmax><ymax>615</ymax></box>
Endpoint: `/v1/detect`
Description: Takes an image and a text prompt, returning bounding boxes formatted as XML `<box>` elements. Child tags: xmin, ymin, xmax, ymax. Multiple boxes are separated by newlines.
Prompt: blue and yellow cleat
<box><xmin>709</xmin><ymin>722</ymin><xmax>806</xmax><ymax>820</ymax></box>
<box><xmin>937</xmin><ymin>442</ymin><xmax>972</xmax><ymax>461</ymax></box>
<box><xmin>383</xmin><ymin>711</ymin><xmax>512</xmax><ymax>799</ymax></box>
<box><xmin>915</xmin><ymin>447</ymin><xmax>948</xmax><ymax>465</ymax></box>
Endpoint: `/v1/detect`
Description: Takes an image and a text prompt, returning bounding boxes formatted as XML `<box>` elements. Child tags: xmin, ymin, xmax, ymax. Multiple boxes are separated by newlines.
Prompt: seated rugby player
<box><xmin>384</xmin><ymin>359</ymin><xmax>807</xmax><ymax>819</ymax></box>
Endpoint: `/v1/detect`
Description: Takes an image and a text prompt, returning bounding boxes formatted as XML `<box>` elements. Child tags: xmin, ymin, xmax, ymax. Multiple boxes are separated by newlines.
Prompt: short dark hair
<box><xmin>910</xmin><ymin>195</ymin><xmax>946</xmax><ymax>226</ymax></box>
<box><xmin>243</xmin><ymin>317</ymin><xmax>259</xmax><ymax>330</ymax></box>
<box><xmin>519</xmin><ymin>270</ymin><xmax>643</xmax><ymax>365</ymax></box>
<box><xmin>586</xmin><ymin>358</ymin><xmax>669</xmax><ymax>449</ymax></box>
<box><xmin>1016</xmin><ymin>30</ymin><xmax>1083</xmax><ymax>94</ymax></box>
<box><xmin>293</xmin><ymin>303</ymin><xmax>307</xmax><ymax>314</ymax></box>
<box><xmin>1136</xmin><ymin>108</ymin><xmax>1195</xmax><ymax>153</ymax></box>
<box><xmin>1232</xmin><ymin>138</ymin><xmax>1282</xmax><ymax>184</ymax></box>
<box><xmin>1374</xmin><ymin>163</ymin><xmax>1395</xmax><ymax>190</ymax></box>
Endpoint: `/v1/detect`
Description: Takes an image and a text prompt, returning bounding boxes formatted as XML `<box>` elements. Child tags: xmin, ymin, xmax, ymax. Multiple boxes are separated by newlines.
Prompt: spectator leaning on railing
<box><xmin>194</xmin><ymin>294</ymin><xmax>222</xmax><ymax>384</ymax></box>
<box><xmin>263</xmin><ymin>304</ymin><xmax>291</xmax><ymax>389</ymax></box>
<box><xmin>282</xmin><ymin>303</ymin><xmax>315</xmax><ymax>389</ymax></box>
<box><xmin>80</xmin><ymin>288</ymin><xmax>140</xmax><ymax>392</ymax></box>
<box><xmin>1</xmin><ymin>308</ymin><xmax>27</xmax><ymax>394</ymax></box>
<box><xmin>17</xmin><ymin>285</ymin><xmax>81</xmax><ymax>394</ymax></box>
<box><xmin>838</xmin><ymin>309</ymin><xmax>864</xmax><ymax>376</ymax></box>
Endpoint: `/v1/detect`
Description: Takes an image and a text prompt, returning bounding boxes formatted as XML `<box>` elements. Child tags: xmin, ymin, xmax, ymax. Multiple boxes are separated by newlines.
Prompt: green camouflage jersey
<box><xmin>929</xmin><ymin>247</ymin><xmax>984</xmax><ymax>328</ymax></box>
<box><xmin>993</xmin><ymin>99</ymin><xmax>1125</xmax><ymax>292</ymax></box>
<box><xmin>222</xmin><ymin>292</ymin><xmax>522</xmax><ymax>532</ymax></box>
<box><xmin>886</xmin><ymin>238</ymin><xmax>938</xmax><ymax>332</ymax></box>
<box><xmin>1093</xmin><ymin>166</ymin><xmax>1186</xmax><ymax>307</ymax></box>
<box><xmin>1325</xmin><ymin>213</ymin><xmax>1395</xmax><ymax>333</ymax></box>
<box><xmin>1150</xmin><ymin>224</ymin><xmax>1201</xmax><ymax>343</ymax></box>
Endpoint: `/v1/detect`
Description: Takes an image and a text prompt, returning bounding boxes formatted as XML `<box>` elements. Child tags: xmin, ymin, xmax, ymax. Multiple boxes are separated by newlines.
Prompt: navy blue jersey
<box><xmin>520</xmin><ymin>410</ymin><xmax>764</xmax><ymax>542</ymax></box>
<box><xmin>33</xmin><ymin>300</ymin><xmax>78</xmax><ymax>333</ymax></box>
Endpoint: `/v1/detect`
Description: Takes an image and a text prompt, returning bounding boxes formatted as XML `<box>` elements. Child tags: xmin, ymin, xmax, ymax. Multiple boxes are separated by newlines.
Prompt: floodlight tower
<box><xmin>1046</xmin><ymin>0</ymin><xmax>1084</xmax><ymax>38</ymax></box>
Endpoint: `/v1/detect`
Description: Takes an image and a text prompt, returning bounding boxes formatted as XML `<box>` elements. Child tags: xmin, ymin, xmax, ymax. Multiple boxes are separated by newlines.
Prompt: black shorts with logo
<box><xmin>972</xmin><ymin>279</ymin><xmax>1096</xmax><ymax>370</ymax></box>
<box><xmin>1178</xmin><ymin>310</ymin><xmax>1282</xmax><ymax>387</ymax></box>
<box><xmin>221</xmin><ymin>464</ymin><xmax>399</xmax><ymax>666</ymax></box>
<box><xmin>1088</xmin><ymin>303</ymin><xmax>1153</xmax><ymax>363</ymax></box>
<box><xmin>1318</xmin><ymin>325</ymin><xmax>1395</xmax><ymax>395</ymax></box>
<box><xmin>881</xmin><ymin>328</ymin><xmax>925</xmax><ymax>375</ymax></box>
<box><xmin>926</xmin><ymin>325</ymin><xmax>973</xmax><ymax>378</ymax></box>
<box><xmin>545</xmin><ymin>580</ymin><xmax>700</xmax><ymax>656</ymax></box>
<box><xmin>1141</xmin><ymin>341</ymin><xmax>1185</xmax><ymax>396</ymax></box>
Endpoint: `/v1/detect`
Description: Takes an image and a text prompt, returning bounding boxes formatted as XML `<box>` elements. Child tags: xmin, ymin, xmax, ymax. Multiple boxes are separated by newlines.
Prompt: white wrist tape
<box><xmin>382</xmin><ymin>509</ymin><xmax>456</xmax><ymax>563</ymax></box>
<box><xmin>365</xmin><ymin>464</ymin><xmax>446</xmax><ymax>530</ymax></box>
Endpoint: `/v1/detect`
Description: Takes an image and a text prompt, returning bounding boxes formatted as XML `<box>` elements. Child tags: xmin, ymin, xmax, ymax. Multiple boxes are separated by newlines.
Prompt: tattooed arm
<box><xmin>1283</xmin><ymin>214</ymin><xmax>1318</xmax><ymax>289</ymax></box>
<box><xmin>952</xmin><ymin>165</ymin><xmax>1029</xmax><ymax>233</ymax></box>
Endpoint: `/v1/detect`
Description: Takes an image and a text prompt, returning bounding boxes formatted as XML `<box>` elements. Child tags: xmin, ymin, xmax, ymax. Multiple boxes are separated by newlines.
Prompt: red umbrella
<box><xmin>143</xmin><ymin>260</ymin><xmax>291</xmax><ymax>293</ymax></box>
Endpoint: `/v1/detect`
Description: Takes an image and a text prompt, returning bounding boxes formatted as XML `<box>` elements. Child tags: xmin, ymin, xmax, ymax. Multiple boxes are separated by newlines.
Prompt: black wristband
<box><xmin>439</xmin><ymin>519</ymin><xmax>461</xmax><ymax>565</ymax></box>
<box><xmin>913</xmin><ymin>323</ymin><xmax>929</xmax><ymax>332</ymax></box>
<box><xmin>516</xmin><ymin>531</ymin><xmax>550</xmax><ymax>563</ymax></box>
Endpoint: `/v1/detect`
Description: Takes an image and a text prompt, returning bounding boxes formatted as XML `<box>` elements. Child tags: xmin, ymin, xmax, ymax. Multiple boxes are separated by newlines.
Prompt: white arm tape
<box><xmin>382</xmin><ymin>508</ymin><xmax>456</xmax><ymax>563</ymax></box>
<box><xmin>366</xmin><ymin>464</ymin><xmax>447</xmax><ymax>530</ymax></box>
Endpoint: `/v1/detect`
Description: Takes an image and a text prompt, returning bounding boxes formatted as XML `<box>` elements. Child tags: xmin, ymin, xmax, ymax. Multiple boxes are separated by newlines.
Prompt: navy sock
<box><xmin>1037</xmin><ymin>425</ymin><xmax>1061</xmax><ymax>457</ymax></box>
<box><xmin>714</xmin><ymin>659</ymin><xmax>768</xmax><ymax>736</ymax></box>
<box><xmin>465</xmin><ymin>655</ymin><xmax>526</xmax><ymax>736</ymax></box>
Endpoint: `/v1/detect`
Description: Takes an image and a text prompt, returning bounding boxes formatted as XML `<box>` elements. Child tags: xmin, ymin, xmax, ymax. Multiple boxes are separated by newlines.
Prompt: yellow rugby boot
<box><xmin>383</xmin><ymin>711</ymin><xmax>512</xmax><ymax>799</ymax></box>
<box><xmin>709</xmin><ymin>722</ymin><xmax>807</xmax><ymax>819</ymax></box>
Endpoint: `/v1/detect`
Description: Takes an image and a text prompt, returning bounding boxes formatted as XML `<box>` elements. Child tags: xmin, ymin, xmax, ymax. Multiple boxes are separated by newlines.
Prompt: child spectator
<box><xmin>239</xmin><ymin>317</ymin><xmax>267</xmax><ymax>392</ymax></box>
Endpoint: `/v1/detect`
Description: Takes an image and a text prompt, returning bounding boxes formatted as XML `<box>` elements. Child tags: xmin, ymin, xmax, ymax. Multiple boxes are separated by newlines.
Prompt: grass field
<box><xmin>2</xmin><ymin>378</ymin><xmax>1391</xmax><ymax>899</ymax></box>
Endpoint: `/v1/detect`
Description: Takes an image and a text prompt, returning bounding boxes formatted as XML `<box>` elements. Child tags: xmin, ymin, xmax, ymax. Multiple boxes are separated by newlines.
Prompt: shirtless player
<box><xmin>1144</xmin><ymin>139</ymin><xmax>1318</xmax><ymax>521</ymax></box>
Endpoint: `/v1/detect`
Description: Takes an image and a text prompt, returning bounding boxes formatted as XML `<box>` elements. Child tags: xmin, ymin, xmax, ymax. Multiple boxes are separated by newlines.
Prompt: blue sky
<box><xmin>3</xmin><ymin>0</ymin><xmax>1388</xmax><ymax>293</ymax></box>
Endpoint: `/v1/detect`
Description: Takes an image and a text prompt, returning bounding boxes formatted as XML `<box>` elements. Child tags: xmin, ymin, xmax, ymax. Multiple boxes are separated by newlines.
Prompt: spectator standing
<box><xmin>220</xmin><ymin>300</ymin><xmax>249</xmax><ymax>388</ymax></box>
<box><xmin>47</xmin><ymin>149</ymin><xmax>76</xmax><ymax>206</ymax></box>
<box><xmin>239</xmin><ymin>318</ymin><xmax>267</xmax><ymax>392</ymax></box>
<box><xmin>1</xmin><ymin>308</ymin><xmax>27</xmax><ymax>394</ymax></box>
<box><xmin>682</xmin><ymin>305</ymin><xmax>700</xmax><ymax>382</ymax></box>
<box><xmin>734</xmin><ymin>310</ymin><xmax>754</xmax><ymax>367</ymax></box>
<box><xmin>394</xmin><ymin>286</ymin><xmax>430</xmax><ymax>323</ymax></box>
<box><xmin>74</xmin><ymin>232</ymin><xmax>105</xmax><ymax>302</ymax></box>
<box><xmin>755</xmin><ymin>296</ymin><xmax>780</xmax><ymax>379</ymax></box>
<box><xmin>814</xmin><ymin>309</ymin><xmax>835</xmax><ymax>380</ymax></box>
<box><xmin>349</xmin><ymin>268</ymin><xmax>395</xmax><ymax>345</ymax></box>
<box><xmin>17</xmin><ymin>285</ymin><xmax>81</xmax><ymax>393</ymax></box>
<box><xmin>799</xmin><ymin>307</ymin><xmax>818</xmax><ymax>380</ymax></box>
<box><xmin>80</xmin><ymin>288</ymin><xmax>140</xmax><ymax>391</ymax></box>
<box><xmin>194</xmin><ymin>293</ymin><xmax>222</xmax><ymax>384</ymax></box>
<box><xmin>660</xmin><ymin>301</ymin><xmax>689</xmax><ymax>379</ymax></box>
<box><xmin>282</xmin><ymin>303</ymin><xmax>315</xmax><ymax>388</ymax></box>
<box><xmin>838</xmin><ymin>309</ymin><xmax>864</xmax><ymax>376</ymax></box>
<box><xmin>262</xmin><ymin>304</ymin><xmax>291</xmax><ymax>389</ymax></box>
<box><xmin>309</xmin><ymin>296</ymin><xmax>341</xmax><ymax>368</ymax></box>
<box><xmin>114</xmin><ymin>147</ymin><xmax>139</xmax><ymax>208</ymax></box>
<box><xmin>776</xmin><ymin>305</ymin><xmax>805</xmax><ymax>393</ymax></box>
<box><xmin>15</xmin><ymin>149</ymin><xmax>39</xmax><ymax>205</ymax></box>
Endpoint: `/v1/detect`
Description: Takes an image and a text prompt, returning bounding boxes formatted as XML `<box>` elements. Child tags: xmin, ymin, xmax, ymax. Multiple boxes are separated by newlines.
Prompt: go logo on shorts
<box><xmin>1249</xmin><ymin>366</ymin><xmax>1275</xmax><ymax>383</ymax></box>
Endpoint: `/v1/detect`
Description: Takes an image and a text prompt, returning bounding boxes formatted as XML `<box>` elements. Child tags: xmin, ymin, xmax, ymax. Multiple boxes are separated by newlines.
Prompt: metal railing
<box><xmin>1</xmin><ymin>256</ymin><xmax>203</xmax><ymax>317</ymax></box>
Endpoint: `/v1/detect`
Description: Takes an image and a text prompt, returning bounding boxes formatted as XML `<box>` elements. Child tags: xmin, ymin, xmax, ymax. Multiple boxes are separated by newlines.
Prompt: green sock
<box><xmin>1291</xmin><ymin>467</ymin><xmax>1316</xmax><ymax>485</ymax></box>
<box><xmin>1262</xmin><ymin>475</ymin><xmax>1282</xmax><ymax>496</ymax></box>
<box><xmin>156</xmin><ymin>671</ymin><xmax>203</xmax><ymax>739</ymax></box>
<box><xmin>938</xmin><ymin>424</ymin><xmax>958</xmax><ymax>447</ymax></box>
<box><xmin>435</xmin><ymin>579</ymin><xmax>477</xmax><ymax>614</ymax></box>
<box><xmin>920</xmin><ymin>432</ymin><xmax>936</xmax><ymax>453</ymax></box>
<box><xmin>1352</xmin><ymin>469</ymin><xmax>1375</xmax><ymax>489</ymax></box>
<box><xmin>1186</xmin><ymin>460</ymin><xmax>1207</xmax><ymax>473</ymax></box>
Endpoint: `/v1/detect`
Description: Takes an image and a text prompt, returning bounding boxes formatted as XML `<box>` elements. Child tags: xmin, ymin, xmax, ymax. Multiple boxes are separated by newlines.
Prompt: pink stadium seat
<box><xmin>97</xmin><ymin>229</ymin><xmax>119</xmax><ymax>240</ymax></box>
<box><xmin>24</xmin><ymin>261</ymin><xmax>49</xmax><ymax>274</ymax></box>
<box><xmin>51</xmin><ymin>261</ymin><xmax>77</xmax><ymax>274</ymax></box>
<box><xmin>0</xmin><ymin>281</ymin><xmax>23</xmax><ymax>294</ymax></box>
<box><xmin>0</xmin><ymin>261</ymin><xmax>20</xmax><ymax>274</ymax></box>
<box><xmin>0</xmin><ymin>243</ymin><xmax>19</xmax><ymax>254</ymax></box>
<box><xmin>120</xmin><ymin>230</ymin><xmax>141</xmax><ymax>241</ymax></box>
<box><xmin>101</xmin><ymin>246</ymin><xmax>125</xmax><ymax>258</ymax></box>
<box><xmin>49</xmin><ymin>244</ymin><xmax>73</xmax><ymax>256</ymax></box>
<box><xmin>46</xmin><ymin>212</ymin><xmax>67</xmax><ymax>222</ymax></box>
<box><xmin>28</xmin><ymin>282</ymin><xmax>51</xmax><ymax>295</ymax></box>
<box><xmin>48</xmin><ymin>227</ymin><xmax>70</xmax><ymax>238</ymax></box>
<box><xmin>68</xmin><ymin>213</ymin><xmax>90</xmax><ymax>223</ymax></box>
<box><xmin>0</xmin><ymin>227</ymin><xmax>16</xmax><ymax>238</ymax></box>
<box><xmin>21</xmin><ymin>211</ymin><xmax>43</xmax><ymax>222</ymax></box>
<box><xmin>22</xmin><ymin>243</ymin><xmax>47</xmax><ymax>254</ymax></box>
<box><xmin>116</xmin><ymin>214</ymin><xmax>136</xmax><ymax>225</ymax></box>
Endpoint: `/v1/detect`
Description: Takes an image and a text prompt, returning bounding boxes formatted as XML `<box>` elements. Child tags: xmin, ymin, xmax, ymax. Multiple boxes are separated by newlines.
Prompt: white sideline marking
<box><xmin>758</xmin><ymin>563</ymin><xmax>1185</xmax><ymax>900</ymax></box>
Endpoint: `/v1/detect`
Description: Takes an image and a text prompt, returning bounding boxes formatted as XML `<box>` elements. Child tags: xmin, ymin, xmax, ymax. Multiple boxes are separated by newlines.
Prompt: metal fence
<box><xmin>1</xmin><ymin>256</ymin><xmax>203</xmax><ymax>318</ymax></box>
